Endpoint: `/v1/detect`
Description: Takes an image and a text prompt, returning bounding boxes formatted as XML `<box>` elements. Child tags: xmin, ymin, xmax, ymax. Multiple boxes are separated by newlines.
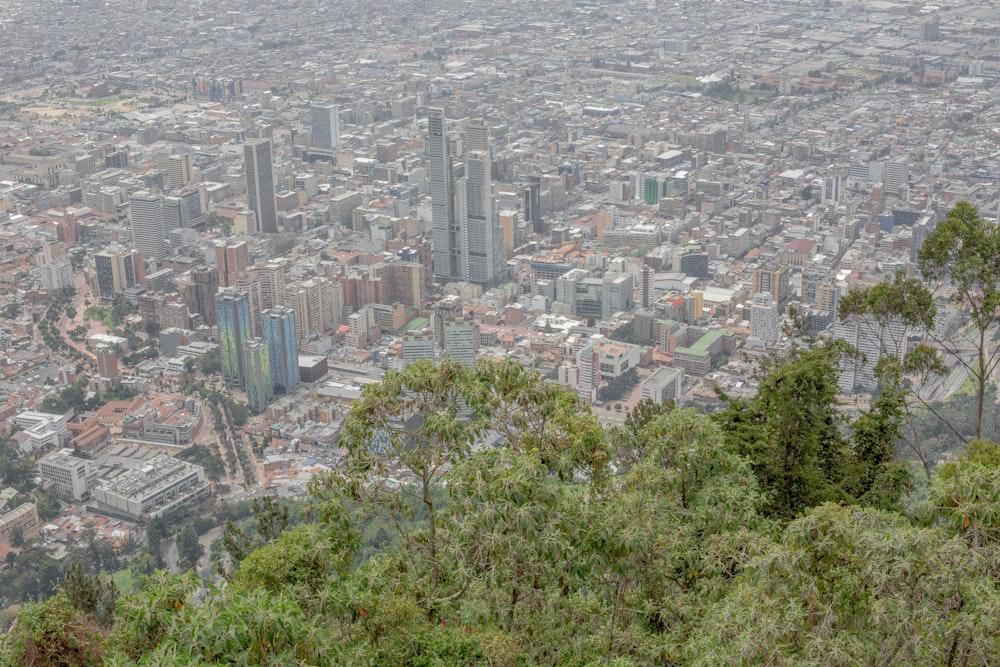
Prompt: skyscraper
<box><xmin>129</xmin><ymin>191</ymin><xmax>167</xmax><ymax>261</ymax></box>
<box><xmin>216</xmin><ymin>288</ymin><xmax>252</xmax><ymax>389</ymax></box>
<box><xmin>428</xmin><ymin>108</ymin><xmax>460</xmax><ymax>283</ymax></box>
<box><xmin>309</xmin><ymin>102</ymin><xmax>341</xmax><ymax>151</ymax></box>
<box><xmin>244</xmin><ymin>139</ymin><xmax>277</xmax><ymax>233</ymax></box>
<box><xmin>186</xmin><ymin>266</ymin><xmax>219</xmax><ymax>326</ymax></box>
<box><xmin>215</xmin><ymin>240</ymin><xmax>249</xmax><ymax>288</ymax></box>
<box><xmin>243</xmin><ymin>339</ymin><xmax>273</xmax><ymax>413</ymax></box>
<box><xmin>262</xmin><ymin>307</ymin><xmax>300</xmax><ymax>395</ymax></box>
<box><xmin>462</xmin><ymin>118</ymin><xmax>505</xmax><ymax>286</ymax></box>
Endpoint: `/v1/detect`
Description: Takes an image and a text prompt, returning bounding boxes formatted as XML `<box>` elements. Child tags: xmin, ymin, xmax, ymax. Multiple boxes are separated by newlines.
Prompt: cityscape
<box><xmin>1</xmin><ymin>0</ymin><xmax>1000</xmax><ymax>647</ymax></box>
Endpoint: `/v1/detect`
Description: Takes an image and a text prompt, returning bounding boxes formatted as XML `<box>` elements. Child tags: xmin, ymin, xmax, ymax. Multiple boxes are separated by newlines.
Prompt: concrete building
<box><xmin>90</xmin><ymin>454</ymin><xmax>209</xmax><ymax>521</ymax></box>
<box><xmin>39</xmin><ymin>256</ymin><xmax>73</xmax><ymax>291</ymax></box>
<box><xmin>0</xmin><ymin>503</ymin><xmax>39</xmax><ymax>544</ymax></box>
<box><xmin>38</xmin><ymin>449</ymin><xmax>95</xmax><ymax>501</ymax></box>
<box><xmin>310</xmin><ymin>101</ymin><xmax>341</xmax><ymax>151</ymax></box>
<box><xmin>429</xmin><ymin>108</ymin><xmax>461</xmax><ymax>283</ymax></box>
<box><xmin>442</xmin><ymin>319</ymin><xmax>477</xmax><ymax>368</ymax></box>
<box><xmin>641</xmin><ymin>366</ymin><xmax>684</xmax><ymax>405</ymax></box>
<box><xmin>750</xmin><ymin>292</ymin><xmax>780</xmax><ymax>345</ymax></box>
<box><xmin>402</xmin><ymin>331</ymin><xmax>436</xmax><ymax>366</ymax></box>
<box><xmin>129</xmin><ymin>190</ymin><xmax>167</xmax><ymax>261</ymax></box>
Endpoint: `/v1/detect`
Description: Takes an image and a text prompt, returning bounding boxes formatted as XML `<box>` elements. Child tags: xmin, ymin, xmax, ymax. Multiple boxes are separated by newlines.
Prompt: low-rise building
<box><xmin>90</xmin><ymin>454</ymin><xmax>209</xmax><ymax>521</ymax></box>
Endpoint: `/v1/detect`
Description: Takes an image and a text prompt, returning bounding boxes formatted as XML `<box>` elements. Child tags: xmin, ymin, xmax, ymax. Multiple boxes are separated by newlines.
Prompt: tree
<box><xmin>176</xmin><ymin>525</ymin><xmax>204</xmax><ymax>571</ymax></box>
<box><xmin>839</xmin><ymin>271</ymin><xmax>950</xmax><ymax>481</ymax></box>
<box><xmin>716</xmin><ymin>344</ymin><xmax>853</xmax><ymax>519</ymax></box>
<box><xmin>918</xmin><ymin>201</ymin><xmax>1000</xmax><ymax>438</ymax></box>
<box><xmin>329</xmin><ymin>358</ymin><xmax>486</xmax><ymax>607</ymax></box>
<box><xmin>685</xmin><ymin>503</ymin><xmax>1000</xmax><ymax>666</ymax></box>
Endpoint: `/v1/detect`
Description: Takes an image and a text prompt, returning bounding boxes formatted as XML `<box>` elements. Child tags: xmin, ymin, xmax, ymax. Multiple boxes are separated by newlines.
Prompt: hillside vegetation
<box><xmin>5</xmin><ymin>354</ymin><xmax>1000</xmax><ymax>666</ymax></box>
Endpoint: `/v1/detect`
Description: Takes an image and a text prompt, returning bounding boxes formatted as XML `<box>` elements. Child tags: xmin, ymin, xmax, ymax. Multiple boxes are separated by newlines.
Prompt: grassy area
<box><xmin>667</xmin><ymin>73</ymin><xmax>700</xmax><ymax>85</ymax></box>
<box><xmin>955</xmin><ymin>371</ymin><xmax>978</xmax><ymax>397</ymax></box>
<box><xmin>112</xmin><ymin>567</ymin><xmax>137</xmax><ymax>593</ymax></box>
<box><xmin>84</xmin><ymin>306</ymin><xmax>114</xmax><ymax>326</ymax></box>
<box><xmin>59</xmin><ymin>96</ymin><xmax>119</xmax><ymax>107</ymax></box>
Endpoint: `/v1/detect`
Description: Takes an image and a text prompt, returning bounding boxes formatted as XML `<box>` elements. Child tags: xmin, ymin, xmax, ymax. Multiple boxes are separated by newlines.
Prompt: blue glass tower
<box><xmin>216</xmin><ymin>288</ymin><xmax>252</xmax><ymax>388</ymax></box>
<box><xmin>262</xmin><ymin>306</ymin><xmax>300</xmax><ymax>394</ymax></box>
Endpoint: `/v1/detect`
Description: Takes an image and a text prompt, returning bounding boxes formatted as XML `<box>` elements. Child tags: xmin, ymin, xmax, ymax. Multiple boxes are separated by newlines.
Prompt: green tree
<box><xmin>716</xmin><ymin>344</ymin><xmax>852</xmax><ymax>518</ymax></box>
<box><xmin>918</xmin><ymin>201</ymin><xmax>1000</xmax><ymax>438</ymax></box>
<box><xmin>176</xmin><ymin>525</ymin><xmax>204</xmax><ymax>571</ymax></box>
<box><xmin>329</xmin><ymin>358</ymin><xmax>486</xmax><ymax>607</ymax></box>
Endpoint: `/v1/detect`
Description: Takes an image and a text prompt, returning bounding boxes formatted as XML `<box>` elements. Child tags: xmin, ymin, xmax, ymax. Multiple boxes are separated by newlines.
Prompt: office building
<box><xmin>429</xmin><ymin>108</ymin><xmax>461</xmax><ymax>283</ymax></box>
<box><xmin>129</xmin><ymin>190</ymin><xmax>167</xmax><ymax>260</ymax></box>
<box><xmin>38</xmin><ymin>449</ymin><xmax>95</xmax><ymax>501</ymax></box>
<box><xmin>402</xmin><ymin>331</ymin><xmax>436</xmax><ymax>366</ymax></box>
<box><xmin>834</xmin><ymin>315</ymin><xmax>906</xmax><ymax>393</ymax></box>
<box><xmin>96</xmin><ymin>348</ymin><xmax>120</xmax><ymax>382</ymax></box>
<box><xmin>90</xmin><ymin>453</ymin><xmax>209</xmax><ymax>521</ymax></box>
<box><xmin>752</xmin><ymin>264</ymin><xmax>791</xmax><ymax>309</ymax></box>
<box><xmin>641</xmin><ymin>366</ymin><xmax>684</xmax><ymax>405</ymax></box>
<box><xmin>442</xmin><ymin>319</ymin><xmax>477</xmax><ymax>368</ymax></box>
<box><xmin>309</xmin><ymin>101</ymin><xmax>341</xmax><ymax>151</ymax></box>
<box><xmin>166</xmin><ymin>153</ymin><xmax>192</xmax><ymax>190</ymax></box>
<box><xmin>263</xmin><ymin>306</ymin><xmax>300</xmax><ymax>395</ymax></box>
<box><xmin>94</xmin><ymin>247</ymin><xmax>144</xmax><ymax>300</ymax></box>
<box><xmin>243</xmin><ymin>339</ymin><xmax>273</xmax><ymax>413</ymax></box>
<box><xmin>244</xmin><ymin>139</ymin><xmax>277</xmax><ymax>233</ymax></box>
<box><xmin>217</xmin><ymin>288</ymin><xmax>253</xmax><ymax>388</ymax></box>
<box><xmin>462</xmin><ymin>118</ymin><xmax>506</xmax><ymax>286</ymax></box>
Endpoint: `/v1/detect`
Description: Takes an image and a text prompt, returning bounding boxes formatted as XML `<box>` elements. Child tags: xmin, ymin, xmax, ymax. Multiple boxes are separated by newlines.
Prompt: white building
<box><xmin>641</xmin><ymin>366</ymin><xmax>684</xmax><ymax>405</ymax></box>
<box><xmin>90</xmin><ymin>454</ymin><xmax>208</xmax><ymax>521</ymax></box>
<box><xmin>39</xmin><ymin>256</ymin><xmax>73</xmax><ymax>291</ymax></box>
<box><xmin>38</xmin><ymin>449</ymin><xmax>95</xmax><ymax>501</ymax></box>
<box><xmin>750</xmin><ymin>292</ymin><xmax>780</xmax><ymax>345</ymax></box>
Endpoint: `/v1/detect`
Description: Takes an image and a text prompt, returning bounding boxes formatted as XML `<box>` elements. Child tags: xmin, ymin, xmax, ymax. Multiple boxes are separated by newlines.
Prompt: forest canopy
<box><xmin>4</xmin><ymin>349</ymin><xmax>1000</xmax><ymax>665</ymax></box>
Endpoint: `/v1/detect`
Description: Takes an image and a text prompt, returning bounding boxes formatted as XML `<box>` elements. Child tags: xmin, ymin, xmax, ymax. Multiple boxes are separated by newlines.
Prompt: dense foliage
<box><xmin>5</xmin><ymin>353</ymin><xmax>1000</xmax><ymax>666</ymax></box>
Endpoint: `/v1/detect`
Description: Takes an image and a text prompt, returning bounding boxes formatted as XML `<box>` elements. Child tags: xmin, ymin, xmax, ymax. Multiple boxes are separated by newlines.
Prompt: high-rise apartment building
<box><xmin>752</xmin><ymin>264</ymin><xmax>790</xmax><ymax>309</ymax></box>
<box><xmin>283</xmin><ymin>277</ymin><xmax>341</xmax><ymax>342</ymax></box>
<box><xmin>215</xmin><ymin>240</ymin><xmax>249</xmax><ymax>288</ymax></box>
<box><xmin>184</xmin><ymin>266</ymin><xmax>218</xmax><ymax>326</ymax></box>
<box><xmin>244</xmin><ymin>139</ymin><xmax>277</xmax><ymax>233</ymax></box>
<box><xmin>216</xmin><ymin>288</ymin><xmax>253</xmax><ymax>389</ymax></box>
<box><xmin>309</xmin><ymin>102</ymin><xmax>341</xmax><ymax>151</ymax></box>
<box><xmin>129</xmin><ymin>190</ymin><xmax>167</xmax><ymax>261</ymax></box>
<box><xmin>262</xmin><ymin>307</ymin><xmax>300</xmax><ymax>395</ymax></box>
<box><xmin>750</xmin><ymin>292</ymin><xmax>780</xmax><ymax>344</ymax></box>
<box><xmin>242</xmin><ymin>339</ymin><xmax>273</xmax><ymax>413</ymax></box>
<box><xmin>249</xmin><ymin>260</ymin><xmax>286</xmax><ymax>310</ymax></box>
<box><xmin>167</xmin><ymin>153</ymin><xmax>192</xmax><ymax>190</ymax></box>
